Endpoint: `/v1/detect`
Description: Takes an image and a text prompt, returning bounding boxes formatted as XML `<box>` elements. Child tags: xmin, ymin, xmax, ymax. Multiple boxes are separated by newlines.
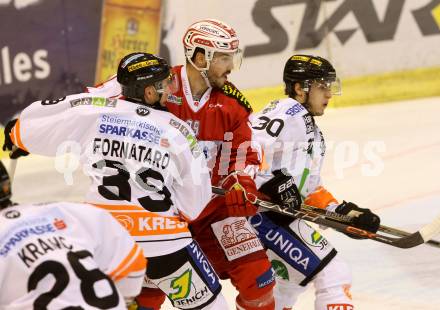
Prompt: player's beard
<box><xmin>208</xmin><ymin>70</ymin><xmax>230</xmax><ymax>89</ymax></box>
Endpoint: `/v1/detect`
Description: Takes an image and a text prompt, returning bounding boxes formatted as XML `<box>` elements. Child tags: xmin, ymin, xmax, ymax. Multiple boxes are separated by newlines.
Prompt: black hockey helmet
<box><xmin>0</xmin><ymin>161</ymin><xmax>12</xmax><ymax>209</ymax></box>
<box><xmin>283</xmin><ymin>54</ymin><xmax>341</xmax><ymax>96</ymax></box>
<box><xmin>117</xmin><ymin>52</ymin><xmax>172</xmax><ymax>102</ymax></box>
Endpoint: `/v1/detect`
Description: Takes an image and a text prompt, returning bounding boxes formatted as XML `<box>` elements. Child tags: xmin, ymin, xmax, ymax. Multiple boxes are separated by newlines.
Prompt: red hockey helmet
<box><xmin>182</xmin><ymin>19</ymin><xmax>242</xmax><ymax>71</ymax></box>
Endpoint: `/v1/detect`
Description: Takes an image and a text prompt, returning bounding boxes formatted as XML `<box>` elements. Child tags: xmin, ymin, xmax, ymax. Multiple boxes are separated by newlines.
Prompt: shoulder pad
<box><xmin>221</xmin><ymin>82</ymin><xmax>252</xmax><ymax>112</ymax></box>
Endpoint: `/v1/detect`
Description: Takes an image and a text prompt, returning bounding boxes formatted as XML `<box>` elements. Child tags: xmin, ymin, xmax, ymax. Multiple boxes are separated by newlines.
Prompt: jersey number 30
<box><xmin>252</xmin><ymin>116</ymin><xmax>284</xmax><ymax>137</ymax></box>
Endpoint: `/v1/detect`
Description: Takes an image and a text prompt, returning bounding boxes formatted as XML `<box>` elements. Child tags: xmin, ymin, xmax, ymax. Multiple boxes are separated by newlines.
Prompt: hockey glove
<box><xmin>2</xmin><ymin>119</ymin><xmax>29</xmax><ymax>159</ymax></box>
<box><xmin>259</xmin><ymin>169</ymin><xmax>302</xmax><ymax>212</ymax></box>
<box><xmin>221</xmin><ymin>171</ymin><xmax>259</xmax><ymax>217</ymax></box>
<box><xmin>335</xmin><ymin>201</ymin><xmax>381</xmax><ymax>239</ymax></box>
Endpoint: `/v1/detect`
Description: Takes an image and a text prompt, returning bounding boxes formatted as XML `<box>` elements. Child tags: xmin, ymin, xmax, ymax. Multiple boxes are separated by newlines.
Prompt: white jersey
<box><xmin>0</xmin><ymin>202</ymin><xmax>145</xmax><ymax>309</ymax></box>
<box><xmin>86</xmin><ymin>75</ymin><xmax>122</xmax><ymax>98</ymax></box>
<box><xmin>10</xmin><ymin>93</ymin><xmax>211</xmax><ymax>256</ymax></box>
<box><xmin>251</xmin><ymin>98</ymin><xmax>325</xmax><ymax>198</ymax></box>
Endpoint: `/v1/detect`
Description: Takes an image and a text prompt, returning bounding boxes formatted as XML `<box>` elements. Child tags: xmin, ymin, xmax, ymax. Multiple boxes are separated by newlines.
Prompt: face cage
<box><xmin>303</xmin><ymin>77</ymin><xmax>342</xmax><ymax>96</ymax></box>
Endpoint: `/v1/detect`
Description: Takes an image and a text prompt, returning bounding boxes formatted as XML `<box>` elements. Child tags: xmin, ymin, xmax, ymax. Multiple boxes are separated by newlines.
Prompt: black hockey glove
<box><xmin>259</xmin><ymin>169</ymin><xmax>302</xmax><ymax>212</ymax></box>
<box><xmin>335</xmin><ymin>201</ymin><xmax>381</xmax><ymax>239</ymax></box>
<box><xmin>2</xmin><ymin>119</ymin><xmax>29</xmax><ymax>159</ymax></box>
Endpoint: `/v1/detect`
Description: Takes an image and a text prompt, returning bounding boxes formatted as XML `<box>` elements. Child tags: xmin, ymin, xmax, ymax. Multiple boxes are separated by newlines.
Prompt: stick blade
<box><xmin>419</xmin><ymin>214</ymin><xmax>440</xmax><ymax>242</ymax></box>
<box><xmin>392</xmin><ymin>214</ymin><xmax>440</xmax><ymax>249</ymax></box>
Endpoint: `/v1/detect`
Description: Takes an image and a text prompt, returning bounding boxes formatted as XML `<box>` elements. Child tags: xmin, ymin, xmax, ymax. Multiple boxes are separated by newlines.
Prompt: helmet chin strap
<box><xmin>300</xmin><ymin>82</ymin><xmax>314</xmax><ymax>115</ymax></box>
<box><xmin>302</xmin><ymin>92</ymin><xmax>312</xmax><ymax>114</ymax></box>
<box><xmin>187</xmin><ymin>56</ymin><xmax>212</xmax><ymax>88</ymax></box>
<box><xmin>297</xmin><ymin>91</ymin><xmax>315</xmax><ymax>116</ymax></box>
<box><xmin>200</xmin><ymin>69</ymin><xmax>212</xmax><ymax>88</ymax></box>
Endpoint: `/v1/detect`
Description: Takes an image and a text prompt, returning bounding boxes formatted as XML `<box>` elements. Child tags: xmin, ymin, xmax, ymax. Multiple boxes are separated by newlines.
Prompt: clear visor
<box><xmin>312</xmin><ymin>77</ymin><xmax>342</xmax><ymax>95</ymax></box>
<box><xmin>154</xmin><ymin>73</ymin><xmax>179</xmax><ymax>95</ymax></box>
<box><xmin>210</xmin><ymin>49</ymin><xmax>243</xmax><ymax>71</ymax></box>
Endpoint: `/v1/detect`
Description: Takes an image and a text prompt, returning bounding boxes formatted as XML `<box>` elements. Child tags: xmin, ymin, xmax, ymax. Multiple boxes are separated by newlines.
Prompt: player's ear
<box><xmin>143</xmin><ymin>85</ymin><xmax>157</xmax><ymax>105</ymax></box>
<box><xmin>294</xmin><ymin>82</ymin><xmax>306</xmax><ymax>103</ymax></box>
<box><xmin>194</xmin><ymin>51</ymin><xmax>207</xmax><ymax>68</ymax></box>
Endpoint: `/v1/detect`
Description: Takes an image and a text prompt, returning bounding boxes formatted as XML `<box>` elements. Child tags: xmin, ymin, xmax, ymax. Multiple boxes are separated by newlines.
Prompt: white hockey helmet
<box><xmin>183</xmin><ymin>19</ymin><xmax>242</xmax><ymax>71</ymax></box>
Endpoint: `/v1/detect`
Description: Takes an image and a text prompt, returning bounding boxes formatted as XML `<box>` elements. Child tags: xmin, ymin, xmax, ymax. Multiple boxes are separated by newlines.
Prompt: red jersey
<box><xmin>166</xmin><ymin>65</ymin><xmax>260</xmax><ymax>185</ymax></box>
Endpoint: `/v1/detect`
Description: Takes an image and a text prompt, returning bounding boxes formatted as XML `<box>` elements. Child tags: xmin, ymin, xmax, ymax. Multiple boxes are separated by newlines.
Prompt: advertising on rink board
<box><xmin>1</xmin><ymin>0</ymin><xmax>439</xmax><ymax>124</ymax></box>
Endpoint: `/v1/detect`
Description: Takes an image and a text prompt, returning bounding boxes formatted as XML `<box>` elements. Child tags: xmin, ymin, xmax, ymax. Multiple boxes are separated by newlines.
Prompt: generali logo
<box><xmin>220</xmin><ymin>219</ymin><xmax>255</xmax><ymax>248</ymax></box>
<box><xmin>211</xmin><ymin>217</ymin><xmax>264</xmax><ymax>261</ymax></box>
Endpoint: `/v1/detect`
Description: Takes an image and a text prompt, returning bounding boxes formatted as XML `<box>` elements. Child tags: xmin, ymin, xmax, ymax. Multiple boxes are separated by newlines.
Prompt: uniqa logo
<box><xmin>266</xmin><ymin>229</ymin><xmax>309</xmax><ymax>270</ymax></box>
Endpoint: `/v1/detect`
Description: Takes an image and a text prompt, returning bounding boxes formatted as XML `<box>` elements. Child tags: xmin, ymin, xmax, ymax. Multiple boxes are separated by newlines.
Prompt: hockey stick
<box><xmin>212</xmin><ymin>186</ymin><xmax>440</xmax><ymax>249</ymax></box>
<box><xmin>300</xmin><ymin>203</ymin><xmax>440</xmax><ymax>249</ymax></box>
<box><xmin>378</xmin><ymin>224</ymin><xmax>440</xmax><ymax>248</ymax></box>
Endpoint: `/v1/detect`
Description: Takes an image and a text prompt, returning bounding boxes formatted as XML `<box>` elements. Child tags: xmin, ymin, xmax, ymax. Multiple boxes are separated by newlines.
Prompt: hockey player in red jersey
<box><xmin>163</xmin><ymin>19</ymin><xmax>276</xmax><ymax>310</ymax></box>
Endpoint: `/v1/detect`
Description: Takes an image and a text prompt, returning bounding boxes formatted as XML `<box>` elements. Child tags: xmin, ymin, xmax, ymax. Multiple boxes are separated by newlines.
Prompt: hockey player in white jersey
<box><xmin>2</xmin><ymin>53</ymin><xmax>228</xmax><ymax>310</ymax></box>
<box><xmin>0</xmin><ymin>160</ymin><xmax>146</xmax><ymax>309</ymax></box>
<box><xmin>249</xmin><ymin>55</ymin><xmax>381</xmax><ymax>310</ymax></box>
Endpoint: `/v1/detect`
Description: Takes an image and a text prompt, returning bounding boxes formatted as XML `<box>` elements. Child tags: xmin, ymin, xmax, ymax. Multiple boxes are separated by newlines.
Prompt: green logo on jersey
<box><xmin>311</xmin><ymin>231</ymin><xmax>323</xmax><ymax>244</ymax></box>
<box><xmin>186</xmin><ymin>134</ymin><xmax>197</xmax><ymax>149</ymax></box>
<box><xmin>92</xmin><ymin>97</ymin><xmax>106</xmax><ymax>106</ymax></box>
<box><xmin>169</xmin><ymin>119</ymin><xmax>202</xmax><ymax>158</ymax></box>
<box><xmin>271</xmin><ymin>259</ymin><xmax>289</xmax><ymax>280</ymax></box>
<box><xmin>169</xmin><ymin>269</ymin><xmax>192</xmax><ymax>300</ymax></box>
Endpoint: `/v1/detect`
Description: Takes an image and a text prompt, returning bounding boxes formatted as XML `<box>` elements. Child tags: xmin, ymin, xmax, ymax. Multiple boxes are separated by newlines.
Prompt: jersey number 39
<box><xmin>93</xmin><ymin>159</ymin><xmax>173</xmax><ymax>212</ymax></box>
